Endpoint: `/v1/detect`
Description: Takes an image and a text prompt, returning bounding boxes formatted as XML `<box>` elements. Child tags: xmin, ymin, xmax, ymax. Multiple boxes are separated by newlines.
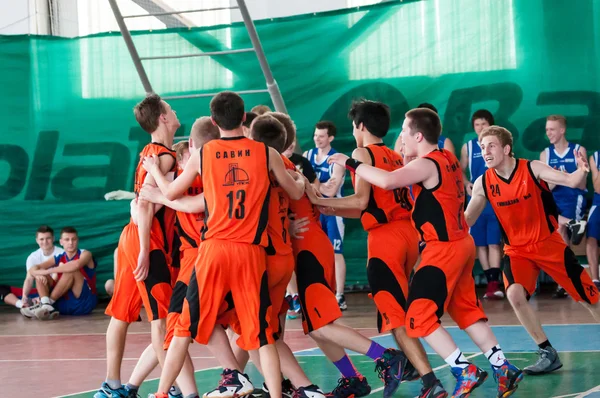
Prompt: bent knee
<box><xmin>506</xmin><ymin>284</ymin><xmax>528</xmax><ymax>306</ymax></box>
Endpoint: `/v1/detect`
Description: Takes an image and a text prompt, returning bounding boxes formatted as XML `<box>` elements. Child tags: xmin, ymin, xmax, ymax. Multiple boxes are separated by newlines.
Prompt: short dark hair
<box><xmin>210</xmin><ymin>91</ymin><xmax>245</xmax><ymax>130</ymax></box>
<box><xmin>133</xmin><ymin>94</ymin><xmax>167</xmax><ymax>133</ymax></box>
<box><xmin>471</xmin><ymin>109</ymin><xmax>495</xmax><ymax>127</ymax></box>
<box><xmin>36</xmin><ymin>225</ymin><xmax>54</xmax><ymax>236</ymax></box>
<box><xmin>242</xmin><ymin>112</ymin><xmax>258</xmax><ymax>128</ymax></box>
<box><xmin>315</xmin><ymin>120</ymin><xmax>337</xmax><ymax>137</ymax></box>
<box><xmin>60</xmin><ymin>226</ymin><xmax>78</xmax><ymax>236</ymax></box>
<box><xmin>268</xmin><ymin>112</ymin><xmax>296</xmax><ymax>150</ymax></box>
<box><xmin>250</xmin><ymin>114</ymin><xmax>287</xmax><ymax>153</ymax></box>
<box><xmin>405</xmin><ymin>108</ymin><xmax>442</xmax><ymax>145</ymax></box>
<box><xmin>417</xmin><ymin>103</ymin><xmax>438</xmax><ymax>114</ymax></box>
<box><xmin>348</xmin><ymin>99</ymin><xmax>390</xmax><ymax>138</ymax></box>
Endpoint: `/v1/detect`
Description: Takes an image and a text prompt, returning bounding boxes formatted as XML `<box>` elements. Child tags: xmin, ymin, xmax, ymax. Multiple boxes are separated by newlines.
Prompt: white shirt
<box><xmin>26</xmin><ymin>247</ymin><xmax>64</xmax><ymax>270</ymax></box>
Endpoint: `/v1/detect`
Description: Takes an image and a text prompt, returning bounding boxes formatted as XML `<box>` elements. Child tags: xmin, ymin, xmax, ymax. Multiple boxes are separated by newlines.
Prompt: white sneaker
<box><xmin>203</xmin><ymin>369</ymin><xmax>253</xmax><ymax>398</ymax></box>
<box><xmin>34</xmin><ymin>303</ymin><xmax>59</xmax><ymax>320</ymax></box>
<box><xmin>20</xmin><ymin>302</ymin><xmax>42</xmax><ymax>318</ymax></box>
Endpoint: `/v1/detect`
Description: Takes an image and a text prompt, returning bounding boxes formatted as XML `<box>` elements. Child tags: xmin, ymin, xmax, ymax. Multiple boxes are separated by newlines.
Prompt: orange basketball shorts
<box><xmin>405</xmin><ymin>235</ymin><xmax>487</xmax><ymax>338</ymax></box>
<box><xmin>175</xmin><ymin>240</ymin><xmax>275</xmax><ymax>351</ymax></box>
<box><xmin>367</xmin><ymin>220</ymin><xmax>420</xmax><ymax>333</ymax></box>
<box><xmin>293</xmin><ymin>230</ymin><xmax>342</xmax><ymax>335</ymax></box>
<box><xmin>225</xmin><ymin>252</ymin><xmax>295</xmax><ymax>339</ymax></box>
<box><xmin>504</xmin><ymin>232</ymin><xmax>599</xmax><ymax>304</ymax></box>
<box><xmin>106</xmin><ymin>220</ymin><xmax>173</xmax><ymax>323</ymax></box>
<box><xmin>164</xmin><ymin>245</ymin><xmax>198</xmax><ymax>350</ymax></box>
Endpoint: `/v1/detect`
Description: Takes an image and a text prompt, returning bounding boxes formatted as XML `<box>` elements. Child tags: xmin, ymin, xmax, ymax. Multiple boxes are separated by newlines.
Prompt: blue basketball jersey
<box><xmin>467</xmin><ymin>137</ymin><xmax>494</xmax><ymax>215</ymax></box>
<box><xmin>438</xmin><ymin>135</ymin><xmax>446</xmax><ymax>148</ymax></box>
<box><xmin>544</xmin><ymin>142</ymin><xmax>587</xmax><ymax>204</ymax></box>
<box><xmin>306</xmin><ymin>147</ymin><xmax>343</xmax><ymax>197</ymax></box>
<box><xmin>593</xmin><ymin>151</ymin><xmax>600</xmax><ymax>206</ymax></box>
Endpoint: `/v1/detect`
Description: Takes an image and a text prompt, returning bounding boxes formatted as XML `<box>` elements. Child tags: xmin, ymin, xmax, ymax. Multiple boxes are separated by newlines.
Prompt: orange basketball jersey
<box><xmin>411</xmin><ymin>149</ymin><xmax>468</xmax><ymax>242</ymax></box>
<box><xmin>265</xmin><ymin>156</ymin><xmax>295</xmax><ymax>255</ymax></box>
<box><xmin>351</xmin><ymin>144</ymin><xmax>413</xmax><ymax>231</ymax></box>
<box><xmin>176</xmin><ymin>169</ymin><xmax>204</xmax><ymax>250</ymax></box>
<box><xmin>134</xmin><ymin>142</ymin><xmax>177</xmax><ymax>254</ymax></box>
<box><xmin>483</xmin><ymin>159</ymin><xmax>559</xmax><ymax>247</ymax></box>
<box><xmin>200</xmin><ymin>137</ymin><xmax>271</xmax><ymax>246</ymax></box>
<box><xmin>134</xmin><ymin>143</ymin><xmax>177</xmax><ymax>195</ymax></box>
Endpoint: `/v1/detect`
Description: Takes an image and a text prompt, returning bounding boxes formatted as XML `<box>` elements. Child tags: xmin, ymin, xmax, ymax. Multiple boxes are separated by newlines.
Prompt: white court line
<box><xmin>0</xmin><ymin>356</ymin><xmax>217</xmax><ymax>363</ymax></box>
<box><xmin>369</xmin><ymin>353</ymin><xmax>484</xmax><ymax>395</ymax></box>
<box><xmin>53</xmin><ymin>344</ymin><xmax>325</xmax><ymax>398</ymax></box>
<box><xmin>6</xmin><ymin>323</ymin><xmax>599</xmax><ymax>338</ymax></box>
<box><xmin>576</xmin><ymin>384</ymin><xmax>600</xmax><ymax>397</ymax></box>
<box><xmin>23</xmin><ymin>349</ymin><xmax>599</xmax><ymax>364</ymax></box>
<box><xmin>553</xmin><ymin>394</ymin><xmax>581</xmax><ymax>398</ymax></box>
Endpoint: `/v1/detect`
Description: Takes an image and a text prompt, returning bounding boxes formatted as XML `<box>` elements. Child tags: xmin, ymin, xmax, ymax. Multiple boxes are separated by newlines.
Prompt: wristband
<box><xmin>345</xmin><ymin>158</ymin><xmax>363</xmax><ymax>172</ymax></box>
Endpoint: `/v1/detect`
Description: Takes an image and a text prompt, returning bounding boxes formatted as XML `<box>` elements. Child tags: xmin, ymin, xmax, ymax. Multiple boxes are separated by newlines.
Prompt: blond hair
<box><xmin>546</xmin><ymin>114</ymin><xmax>567</xmax><ymax>129</ymax></box>
<box><xmin>190</xmin><ymin>116</ymin><xmax>220</xmax><ymax>149</ymax></box>
<box><xmin>172</xmin><ymin>141</ymin><xmax>189</xmax><ymax>162</ymax></box>
<box><xmin>479</xmin><ymin>125</ymin><xmax>514</xmax><ymax>157</ymax></box>
<box><xmin>251</xmin><ymin>104</ymin><xmax>271</xmax><ymax>115</ymax></box>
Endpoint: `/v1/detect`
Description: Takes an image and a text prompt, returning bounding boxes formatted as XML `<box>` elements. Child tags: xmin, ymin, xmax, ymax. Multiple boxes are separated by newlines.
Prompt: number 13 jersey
<box><xmin>351</xmin><ymin>143</ymin><xmax>413</xmax><ymax>231</ymax></box>
<box><xmin>200</xmin><ymin>136</ymin><xmax>271</xmax><ymax>247</ymax></box>
<box><xmin>411</xmin><ymin>149</ymin><xmax>469</xmax><ymax>242</ymax></box>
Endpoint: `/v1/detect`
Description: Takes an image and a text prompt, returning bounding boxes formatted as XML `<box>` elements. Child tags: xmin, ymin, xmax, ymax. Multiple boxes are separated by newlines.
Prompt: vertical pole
<box><xmin>236</xmin><ymin>0</ymin><xmax>287</xmax><ymax>113</ymax></box>
<box><xmin>108</xmin><ymin>0</ymin><xmax>154</xmax><ymax>94</ymax></box>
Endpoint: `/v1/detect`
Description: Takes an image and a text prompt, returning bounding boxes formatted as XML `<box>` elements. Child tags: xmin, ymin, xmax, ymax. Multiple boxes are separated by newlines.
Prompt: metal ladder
<box><xmin>107</xmin><ymin>0</ymin><xmax>287</xmax><ymax>113</ymax></box>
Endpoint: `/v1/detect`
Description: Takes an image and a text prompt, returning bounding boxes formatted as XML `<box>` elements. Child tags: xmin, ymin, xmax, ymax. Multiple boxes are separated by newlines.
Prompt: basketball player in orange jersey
<box><xmin>465</xmin><ymin>126</ymin><xmax>600</xmax><ymax>376</ymax></box>
<box><xmin>306</xmin><ymin>100</ymin><xmax>447</xmax><ymax>398</ymax></box>
<box><xmin>123</xmin><ymin>117</ymin><xmax>220</xmax><ymax>398</ymax></box>
<box><xmin>213</xmin><ymin>114</ymin><xmax>327</xmax><ymax>397</ymax></box>
<box><xmin>147</xmin><ymin>92</ymin><xmax>305</xmax><ymax>398</ymax></box>
<box><xmin>95</xmin><ymin>94</ymin><xmax>181</xmax><ymax>398</ymax></box>
<box><xmin>328</xmin><ymin>108</ymin><xmax>523</xmax><ymax>398</ymax></box>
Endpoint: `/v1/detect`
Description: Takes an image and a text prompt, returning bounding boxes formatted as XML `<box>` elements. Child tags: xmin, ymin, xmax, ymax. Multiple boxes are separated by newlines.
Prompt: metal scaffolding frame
<box><xmin>107</xmin><ymin>0</ymin><xmax>287</xmax><ymax>113</ymax></box>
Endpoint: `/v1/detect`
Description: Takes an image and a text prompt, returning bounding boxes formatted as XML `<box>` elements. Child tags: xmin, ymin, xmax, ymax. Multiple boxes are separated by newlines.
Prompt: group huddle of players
<box><xmin>94</xmin><ymin>91</ymin><xmax>599</xmax><ymax>398</ymax></box>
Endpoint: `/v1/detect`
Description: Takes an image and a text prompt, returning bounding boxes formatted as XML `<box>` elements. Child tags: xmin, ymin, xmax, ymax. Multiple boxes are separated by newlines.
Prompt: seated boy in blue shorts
<box><xmin>23</xmin><ymin>227</ymin><xmax>98</xmax><ymax>320</ymax></box>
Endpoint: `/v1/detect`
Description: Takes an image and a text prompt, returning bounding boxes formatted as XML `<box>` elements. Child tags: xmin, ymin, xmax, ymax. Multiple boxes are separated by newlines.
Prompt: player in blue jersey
<box><xmin>540</xmin><ymin>115</ymin><xmax>589</xmax><ymax>298</ymax></box>
<box><xmin>460</xmin><ymin>110</ymin><xmax>504</xmax><ymax>300</ymax></box>
<box><xmin>394</xmin><ymin>103</ymin><xmax>455</xmax><ymax>156</ymax></box>
<box><xmin>586</xmin><ymin>151</ymin><xmax>600</xmax><ymax>290</ymax></box>
<box><xmin>304</xmin><ymin>121</ymin><xmax>348</xmax><ymax>311</ymax></box>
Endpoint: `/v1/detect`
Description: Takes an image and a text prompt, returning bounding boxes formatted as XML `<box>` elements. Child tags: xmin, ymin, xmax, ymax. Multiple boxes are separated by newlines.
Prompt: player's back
<box><xmin>175</xmin><ymin>170</ymin><xmax>204</xmax><ymax>250</ymax></box>
<box><xmin>411</xmin><ymin>149</ymin><xmax>468</xmax><ymax>242</ymax></box>
<box><xmin>201</xmin><ymin>137</ymin><xmax>271</xmax><ymax>246</ymax></box>
<box><xmin>265</xmin><ymin>156</ymin><xmax>295</xmax><ymax>255</ymax></box>
<box><xmin>483</xmin><ymin>159</ymin><xmax>559</xmax><ymax>247</ymax></box>
<box><xmin>353</xmin><ymin>144</ymin><xmax>412</xmax><ymax>231</ymax></box>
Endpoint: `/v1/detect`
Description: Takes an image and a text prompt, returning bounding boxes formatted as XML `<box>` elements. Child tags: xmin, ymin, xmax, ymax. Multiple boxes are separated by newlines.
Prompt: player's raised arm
<box><xmin>269</xmin><ymin>147</ymin><xmax>304</xmax><ymax>200</ymax></box>
<box><xmin>329</xmin><ymin>152</ymin><xmax>435</xmax><ymax>190</ymax></box>
<box><xmin>144</xmin><ymin>150</ymin><xmax>198</xmax><ymax>201</ymax></box>
<box><xmin>530</xmin><ymin>150</ymin><xmax>589</xmax><ymax>189</ymax></box>
<box><xmin>464</xmin><ymin>176</ymin><xmax>488</xmax><ymax>227</ymax></box>
<box><xmin>306</xmin><ymin>148</ymin><xmax>370</xmax><ymax>210</ymax></box>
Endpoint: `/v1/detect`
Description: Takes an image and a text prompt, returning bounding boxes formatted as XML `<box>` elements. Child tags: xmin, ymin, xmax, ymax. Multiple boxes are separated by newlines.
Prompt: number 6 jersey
<box><xmin>200</xmin><ymin>136</ymin><xmax>271</xmax><ymax>247</ymax></box>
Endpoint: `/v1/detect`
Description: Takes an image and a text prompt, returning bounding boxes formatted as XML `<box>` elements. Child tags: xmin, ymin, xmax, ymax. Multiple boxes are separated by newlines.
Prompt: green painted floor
<box><xmin>69</xmin><ymin>352</ymin><xmax>600</xmax><ymax>398</ymax></box>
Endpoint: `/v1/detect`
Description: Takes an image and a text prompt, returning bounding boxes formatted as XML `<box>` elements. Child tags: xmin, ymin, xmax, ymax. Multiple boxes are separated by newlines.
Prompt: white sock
<box><xmin>444</xmin><ymin>348</ymin><xmax>470</xmax><ymax>369</ymax></box>
<box><xmin>15</xmin><ymin>299</ymin><xmax>23</xmax><ymax>309</ymax></box>
<box><xmin>485</xmin><ymin>345</ymin><xmax>506</xmax><ymax>368</ymax></box>
<box><xmin>41</xmin><ymin>296</ymin><xmax>55</xmax><ymax>305</ymax></box>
